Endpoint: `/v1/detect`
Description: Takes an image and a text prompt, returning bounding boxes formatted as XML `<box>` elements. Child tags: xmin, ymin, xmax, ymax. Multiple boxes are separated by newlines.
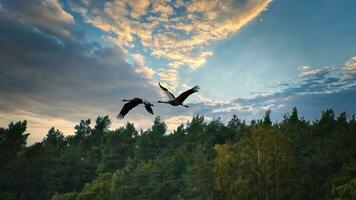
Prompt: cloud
<box><xmin>0</xmin><ymin>8</ymin><xmax>161</xmax><ymax>144</ymax></box>
<box><xmin>132</xmin><ymin>53</ymin><xmax>146</xmax><ymax>66</ymax></box>
<box><xmin>127</xmin><ymin>0</ymin><xmax>150</xmax><ymax>20</ymax></box>
<box><xmin>183</xmin><ymin>63</ymin><xmax>356</xmax><ymax>123</ymax></box>
<box><xmin>299</xmin><ymin>65</ymin><xmax>333</xmax><ymax>78</ymax></box>
<box><xmin>345</xmin><ymin>56</ymin><xmax>356</xmax><ymax>70</ymax></box>
<box><xmin>0</xmin><ymin>0</ymin><xmax>74</xmax><ymax>36</ymax></box>
<box><xmin>0</xmin><ymin>110</ymin><xmax>76</xmax><ymax>142</ymax></box>
<box><xmin>157</xmin><ymin>69</ymin><xmax>179</xmax><ymax>90</ymax></box>
<box><xmin>135</xmin><ymin>66</ymin><xmax>156</xmax><ymax>78</ymax></box>
<box><xmin>131</xmin><ymin>53</ymin><xmax>156</xmax><ymax>78</ymax></box>
<box><xmin>72</xmin><ymin>0</ymin><xmax>272</xmax><ymax>88</ymax></box>
<box><xmin>2</xmin><ymin>0</ymin><xmax>355</xmax><ymax>146</ymax></box>
<box><xmin>164</xmin><ymin>115</ymin><xmax>192</xmax><ymax>132</ymax></box>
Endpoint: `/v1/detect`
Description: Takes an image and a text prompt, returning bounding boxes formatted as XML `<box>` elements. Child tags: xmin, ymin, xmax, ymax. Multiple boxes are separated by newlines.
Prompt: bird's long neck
<box><xmin>158</xmin><ymin>100</ymin><xmax>169</xmax><ymax>104</ymax></box>
<box><xmin>122</xmin><ymin>99</ymin><xmax>131</xmax><ymax>102</ymax></box>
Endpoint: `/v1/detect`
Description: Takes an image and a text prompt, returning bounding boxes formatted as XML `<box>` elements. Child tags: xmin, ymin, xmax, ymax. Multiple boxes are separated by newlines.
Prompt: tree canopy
<box><xmin>0</xmin><ymin>108</ymin><xmax>355</xmax><ymax>200</ymax></box>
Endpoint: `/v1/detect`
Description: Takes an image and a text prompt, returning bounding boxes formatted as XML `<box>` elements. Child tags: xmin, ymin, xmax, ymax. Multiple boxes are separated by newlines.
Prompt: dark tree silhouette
<box><xmin>0</xmin><ymin>108</ymin><xmax>356</xmax><ymax>200</ymax></box>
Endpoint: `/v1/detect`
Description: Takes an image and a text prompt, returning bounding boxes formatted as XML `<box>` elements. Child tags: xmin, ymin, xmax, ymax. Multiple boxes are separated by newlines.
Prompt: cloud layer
<box><xmin>0</xmin><ymin>2</ymin><xmax>161</xmax><ymax>142</ymax></box>
<box><xmin>187</xmin><ymin>60</ymin><xmax>356</xmax><ymax>122</ymax></box>
<box><xmin>345</xmin><ymin>56</ymin><xmax>356</xmax><ymax>70</ymax></box>
<box><xmin>1</xmin><ymin>0</ymin><xmax>74</xmax><ymax>36</ymax></box>
<box><xmin>73</xmin><ymin>0</ymin><xmax>272</xmax><ymax>88</ymax></box>
<box><xmin>1</xmin><ymin>1</ymin><xmax>355</xmax><ymax>145</ymax></box>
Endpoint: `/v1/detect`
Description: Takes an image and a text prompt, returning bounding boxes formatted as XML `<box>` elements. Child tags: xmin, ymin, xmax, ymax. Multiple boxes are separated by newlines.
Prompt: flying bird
<box><xmin>158</xmin><ymin>82</ymin><xmax>199</xmax><ymax>107</ymax></box>
<box><xmin>117</xmin><ymin>98</ymin><xmax>154</xmax><ymax>119</ymax></box>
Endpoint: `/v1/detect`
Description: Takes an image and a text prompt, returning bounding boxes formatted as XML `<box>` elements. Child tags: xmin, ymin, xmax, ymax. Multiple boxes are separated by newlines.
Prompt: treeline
<box><xmin>1</xmin><ymin>108</ymin><xmax>356</xmax><ymax>200</ymax></box>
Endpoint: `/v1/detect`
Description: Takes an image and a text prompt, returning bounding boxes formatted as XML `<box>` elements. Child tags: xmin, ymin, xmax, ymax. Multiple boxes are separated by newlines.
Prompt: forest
<box><xmin>1</xmin><ymin>108</ymin><xmax>356</xmax><ymax>200</ymax></box>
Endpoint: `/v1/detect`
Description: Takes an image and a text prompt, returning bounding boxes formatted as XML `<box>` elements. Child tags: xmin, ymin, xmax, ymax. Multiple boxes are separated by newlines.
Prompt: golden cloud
<box><xmin>0</xmin><ymin>110</ymin><xmax>76</xmax><ymax>145</ymax></box>
<box><xmin>164</xmin><ymin>115</ymin><xmax>192</xmax><ymax>132</ymax></box>
<box><xmin>135</xmin><ymin>66</ymin><xmax>156</xmax><ymax>78</ymax></box>
<box><xmin>74</xmin><ymin>0</ymin><xmax>272</xmax><ymax>87</ymax></box>
<box><xmin>132</xmin><ymin>53</ymin><xmax>146</xmax><ymax>66</ymax></box>
<box><xmin>345</xmin><ymin>56</ymin><xmax>356</xmax><ymax>70</ymax></box>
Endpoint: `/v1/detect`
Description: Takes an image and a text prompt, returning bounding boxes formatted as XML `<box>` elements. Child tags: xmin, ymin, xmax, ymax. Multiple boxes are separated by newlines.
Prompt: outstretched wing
<box><xmin>117</xmin><ymin>100</ymin><xmax>141</xmax><ymax>119</ymax></box>
<box><xmin>158</xmin><ymin>82</ymin><xmax>175</xmax><ymax>100</ymax></box>
<box><xmin>175</xmin><ymin>86</ymin><xmax>200</xmax><ymax>103</ymax></box>
<box><xmin>144</xmin><ymin>104</ymin><xmax>154</xmax><ymax>115</ymax></box>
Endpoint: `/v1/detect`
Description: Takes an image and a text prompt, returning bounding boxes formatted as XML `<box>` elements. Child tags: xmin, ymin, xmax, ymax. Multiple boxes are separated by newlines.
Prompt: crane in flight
<box><xmin>117</xmin><ymin>98</ymin><xmax>154</xmax><ymax>119</ymax></box>
<box><xmin>157</xmin><ymin>82</ymin><xmax>199</xmax><ymax>108</ymax></box>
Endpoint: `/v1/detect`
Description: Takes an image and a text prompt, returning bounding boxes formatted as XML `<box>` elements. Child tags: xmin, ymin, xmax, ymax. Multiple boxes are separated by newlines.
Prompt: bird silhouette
<box><xmin>117</xmin><ymin>98</ymin><xmax>154</xmax><ymax>119</ymax></box>
<box><xmin>157</xmin><ymin>82</ymin><xmax>199</xmax><ymax>107</ymax></box>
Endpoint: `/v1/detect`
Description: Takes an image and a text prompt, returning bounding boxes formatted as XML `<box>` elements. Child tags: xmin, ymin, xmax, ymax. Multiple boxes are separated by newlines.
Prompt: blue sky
<box><xmin>187</xmin><ymin>0</ymin><xmax>356</xmax><ymax>100</ymax></box>
<box><xmin>0</xmin><ymin>0</ymin><xmax>355</xmax><ymax>143</ymax></box>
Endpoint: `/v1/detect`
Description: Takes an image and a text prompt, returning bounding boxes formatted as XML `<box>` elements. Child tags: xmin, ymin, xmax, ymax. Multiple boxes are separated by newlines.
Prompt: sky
<box><xmin>0</xmin><ymin>0</ymin><xmax>355</xmax><ymax>144</ymax></box>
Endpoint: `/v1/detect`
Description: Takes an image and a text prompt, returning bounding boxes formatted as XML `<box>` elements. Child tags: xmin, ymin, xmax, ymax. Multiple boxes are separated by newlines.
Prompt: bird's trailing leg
<box><xmin>182</xmin><ymin>104</ymin><xmax>189</xmax><ymax>108</ymax></box>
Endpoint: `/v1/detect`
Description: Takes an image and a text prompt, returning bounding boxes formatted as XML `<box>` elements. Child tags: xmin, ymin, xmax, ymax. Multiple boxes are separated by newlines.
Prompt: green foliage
<box><xmin>51</xmin><ymin>173</ymin><xmax>113</xmax><ymax>200</ymax></box>
<box><xmin>215</xmin><ymin>128</ymin><xmax>295</xmax><ymax>200</ymax></box>
<box><xmin>135</xmin><ymin>117</ymin><xmax>167</xmax><ymax>160</ymax></box>
<box><xmin>329</xmin><ymin>161</ymin><xmax>356</xmax><ymax>199</ymax></box>
<box><xmin>97</xmin><ymin>123</ymin><xmax>136</xmax><ymax>172</ymax></box>
<box><xmin>0</xmin><ymin>121</ymin><xmax>30</xmax><ymax>199</ymax></box>
<box><xmin>0</xmin><ymin>121</ymin><xmax>29</xmax><ymax>161</ymax></box>
<box><xmin>182</xmin><ymin>145</ymin><xmax>216</xmax><ymax>200</ymax></box>
<box><xmin>112</xmin><ymin>150</ymin><xmax>189</xmax><ymax>200</ymax></box>
<box><xmin>0</xmin><ymin>109</ymin><xmax>356</xmax><ymax>200</ymax></box>
<box><xmin>51</xmin><ymin>192</ymin><xmax>77</xmax><ymax>200</ymax></box>
<box><xmin>76</xmin><ymin>173</ymin><xmax>113</xmax><ymax>200</ymax></box>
